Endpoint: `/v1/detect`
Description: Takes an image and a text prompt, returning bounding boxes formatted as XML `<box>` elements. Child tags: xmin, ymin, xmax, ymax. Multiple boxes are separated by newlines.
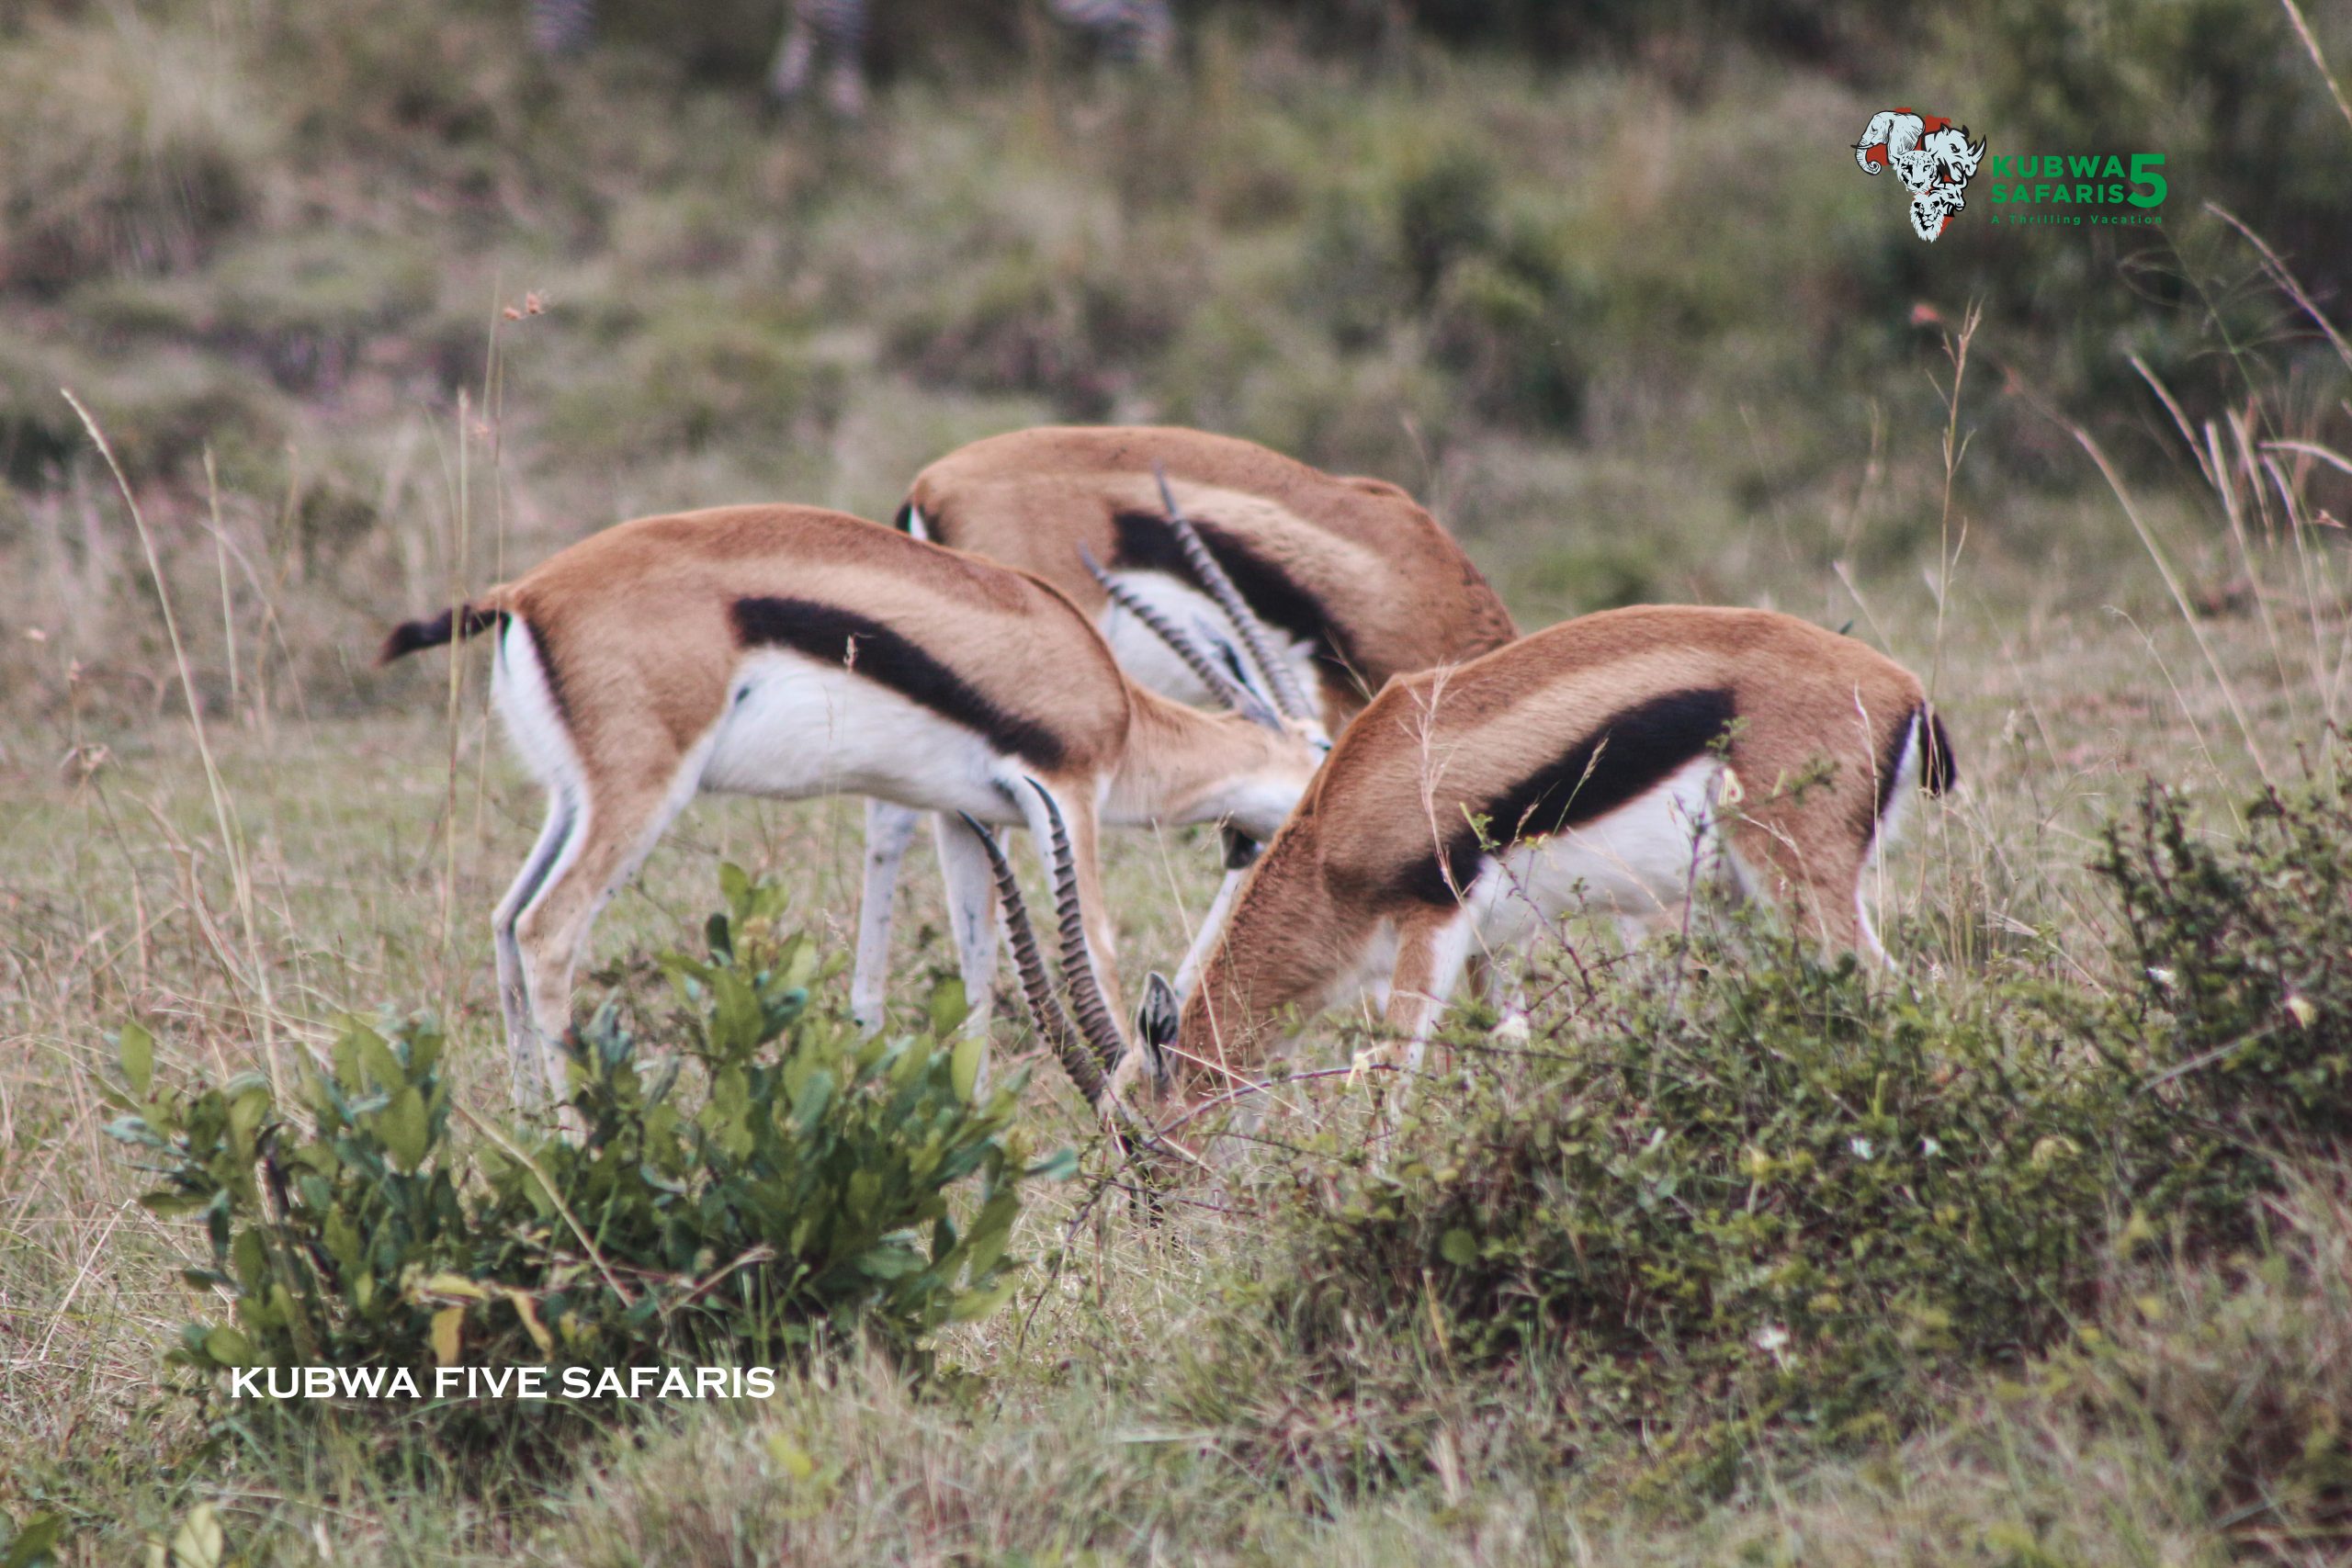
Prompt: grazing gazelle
<box><xmin>851</xmin><ymin>424</ymin><xmax>1518</xmax><ymax>1032</ymax></box>
<box><xmin>987</xmin><ymin>606</ymin><xmax>1957</xmax><ymax>1158</ymax></box>
<box><xmin>377</xmin><ymin>504</ymin><xmax>1320</xmax><ymax>1106</ymax></box>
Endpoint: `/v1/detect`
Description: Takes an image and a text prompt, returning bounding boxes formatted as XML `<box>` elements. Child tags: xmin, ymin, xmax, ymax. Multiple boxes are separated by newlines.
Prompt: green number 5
<box><xmin>2128</xmin><ymin>152</ymin><xmax>2167</xmax><ymax>209</ymax></box>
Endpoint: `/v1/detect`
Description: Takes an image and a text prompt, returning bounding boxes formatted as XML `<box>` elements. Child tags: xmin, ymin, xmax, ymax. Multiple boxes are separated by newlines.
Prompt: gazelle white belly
<box><xmin>1470</xmin><ymin>754</ymin><xmax>1725</xmax><ymax>948</ymax></box>
<box><xmin>1099</xmin><ymin>570</ymin><xmax>1320</xmax><ymax>710</ymax></box>
<box><xmin>699</xmin><ymin>651</ymin><xmax>1021</xmax><ymax>822</ymax></box>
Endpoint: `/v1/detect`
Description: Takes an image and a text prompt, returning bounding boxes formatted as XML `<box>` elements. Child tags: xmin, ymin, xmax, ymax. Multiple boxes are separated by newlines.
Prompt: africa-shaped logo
<box><xmin>1854</xmin><ymin>109</ymin><xmax>1986</xmax><ymax>242</ymax></box>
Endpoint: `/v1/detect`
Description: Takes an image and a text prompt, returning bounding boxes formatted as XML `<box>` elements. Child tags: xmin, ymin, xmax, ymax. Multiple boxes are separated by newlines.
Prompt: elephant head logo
<box><xmin>1854</xmin><ymin>109</ymin><xmax>1986</xmax><ymax>242</ymax></box>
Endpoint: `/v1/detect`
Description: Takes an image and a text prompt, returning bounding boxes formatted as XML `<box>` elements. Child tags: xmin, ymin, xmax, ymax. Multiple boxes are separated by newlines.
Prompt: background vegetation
<box><xmin>2</xmin><ymin>0</ymin><xmax>2349</xmax><ymax>1562</ymax></box>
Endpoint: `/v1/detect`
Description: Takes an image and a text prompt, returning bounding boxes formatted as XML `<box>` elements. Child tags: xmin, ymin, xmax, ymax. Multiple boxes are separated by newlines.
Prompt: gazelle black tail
<box><xmin>1921</xmin><ymin>708</ymin><xmax>1957</xmax><ymax>795</ymax></box>
<box><xmin>379</xmin><ymin>603</ymin><xmax>508</xmax><ymax>665</ymax></box>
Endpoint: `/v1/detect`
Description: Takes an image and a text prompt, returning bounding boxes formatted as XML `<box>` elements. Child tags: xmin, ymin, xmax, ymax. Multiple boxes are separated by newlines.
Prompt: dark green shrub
<box><xmin>545</xmin><ymin>305</ymin><xmax>849</xmax><ymax>460</ymax></box>
<box><xmin>879</xmin><ymin>239</ymin><xmax>1192</xmax><ymax>420</ymax></box>
<box><xmin>102</xmin><ymin>868</ymin><xmax>1065</xmax><ymax>1460</ymax></box>
<box><xmin>2098</xmin><ymin>761</ymin><xmax>2352</xmax><ymax>1157</ymax></box>
<box><xmin>1295</xmin><ymin>142</ymin><xmax>1589</xmax><ymax>433</ymax></box>
<box><xmin>0</xmin><ymin>331</ymin><xmax>284</xmax><ymax>488</ymax></box>
<box><xmin>1253</xmin><ymin>939</ymin><xmax>2128</xmax><ymax>1456</ymax></box>
<box><xmin>1428</xmin><ymin>239</ymin><xmax>1589</xmax><ymax>433</ymax></box>
<box><xmin>1200</xmin><ymin>756</ymin><xmax>2352</xmax><ymax>1488</ymax></box>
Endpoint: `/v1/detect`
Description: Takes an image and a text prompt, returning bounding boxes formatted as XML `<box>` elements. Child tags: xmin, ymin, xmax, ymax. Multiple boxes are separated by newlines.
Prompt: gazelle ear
<box><xmin>1138</xmin><ymin>971</ymin><xmax>1181</xmax><ymax>1088</ymax></box>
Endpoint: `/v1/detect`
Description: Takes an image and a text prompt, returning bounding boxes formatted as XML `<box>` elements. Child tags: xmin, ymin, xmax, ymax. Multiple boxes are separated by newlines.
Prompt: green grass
<box><xmin>4</xmin><ymin>0</ymin><xmax>2351</xmax><ymax>1561</ymax></box>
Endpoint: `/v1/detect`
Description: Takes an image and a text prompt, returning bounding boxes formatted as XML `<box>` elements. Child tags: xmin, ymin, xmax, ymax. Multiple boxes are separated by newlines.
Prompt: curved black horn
<box><xmin>1152</xmin><ymin>463</ymin><xmax>1319</xmax><ymax>725</ymax></box>
<box><xmin>1080</xmin><ymin>546</ymin><xmax>1284</xmax><ymax>733</ymax></box>
<box><xmin>1025</xmin><ymin>781</ymin><xmax>1131</xmax><ymax>1075</ymax></box>
<box><xmin>956</xmin><ymin>813</ymin><xmax>1107</xmax><ymax>1109</ymax></box>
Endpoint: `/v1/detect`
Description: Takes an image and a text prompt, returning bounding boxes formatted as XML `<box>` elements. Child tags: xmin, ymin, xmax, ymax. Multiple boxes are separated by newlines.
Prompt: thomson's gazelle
<box><xmin>850</xmin><ymin>424</ymin><xmax>1518</xmax><ymax>1032</ymax></box>
<box><xmin>989</xmin><ymin>605</ymin><xmax>1958</xmax><ymax>1156</ymax></box>
<box><xmin>379</xmin><ymin>504</ymin><xmax>1321</xmax><ymax>1106</ymax></box>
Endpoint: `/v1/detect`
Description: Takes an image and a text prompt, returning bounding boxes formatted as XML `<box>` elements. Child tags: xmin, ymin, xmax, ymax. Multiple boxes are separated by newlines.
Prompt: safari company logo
<box><xmin>1852</xmin><ymin>108</ymin><xmax>1986</xmax><ymax>242</ymax></box>
<box><xmin>1977</xmin><ymin>149</ymin><xmax>2169</xmax><ymax>228</ymax></box>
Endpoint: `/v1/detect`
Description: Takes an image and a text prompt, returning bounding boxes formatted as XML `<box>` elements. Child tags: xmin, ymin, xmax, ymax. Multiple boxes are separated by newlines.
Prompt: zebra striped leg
<box><xmin>1048</xmin><ymin>0</ymin><xmax>1175</xmax><ymax>63</ymax></box>
<box><xmin>772</xmin><ymin>0</ymin><xmax>870</xmax><ymax>113</ymax></box>
<box><xmin>531</xmin><ymin>0</ymin><xmax>595</xmax><ymax>55</ymax></box>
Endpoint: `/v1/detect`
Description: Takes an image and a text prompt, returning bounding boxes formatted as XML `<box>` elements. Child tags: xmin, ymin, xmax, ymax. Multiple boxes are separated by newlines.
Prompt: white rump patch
<box><xmin>491</xmin><ymin>616</ymin><xmax>583</xmax><ymax>802</ymax></box>
<box><xmin>1871</xmin><ymin>710</ymin><xmax>1926</xmax><ymax>858</ymax></box>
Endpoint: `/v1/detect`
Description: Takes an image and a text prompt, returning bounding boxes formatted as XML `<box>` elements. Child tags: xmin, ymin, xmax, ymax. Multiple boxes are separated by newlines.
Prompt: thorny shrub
<box><xmin>1196</xmin><ymin>755</ymin><xmax>2352</xmax><ymax>1484</ymax></box>
<box><xmin>2098</xmin><ymin>760</ymin><xmax>2352</xmax><ymax>1164</ymax></box>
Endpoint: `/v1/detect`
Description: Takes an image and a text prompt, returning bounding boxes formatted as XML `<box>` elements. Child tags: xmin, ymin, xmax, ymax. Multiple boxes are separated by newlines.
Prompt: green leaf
<box><xmin>780</xmin><ymin>930</ymin><xmax>820</xmax><ymax>989</ymax></box>
<box><xmin>431</xmin><ymin>1304</ymin><xmax>465</xmax><ymax>1366</ymax></box>
<box><xmin>322</xmin><ymin>1208</ymin><xmax>360</xmax><ymax>1269</ymax></box>
<box><xmin>167</xmin><ymin>1505</ymin><xmax>223</xmax><ymax>1568</ymax></box>
<box><xmin>226</xmin><ymin>1086</ymin><xmax>268</xmax><ymax>1147</ymax></box>
<box><xmin>202</xmin><ymin>1325</ymin><xmax>254</xmax><ymax>1366</ymax></box>
<box><xmin>1439</xmin><ymin>1228</ymin><xmax>1479</xmax><ymax>1267</ymax></box>
<box><xmin>1</xmin><ymin>1510</ymin><xmax>65</xmax><ymax>1568</ymax></box>
<box><xmin>106</xmin><ymin>1116</ymin><xmax>167</xmax><ymax>1149</ymax></box>
<box><xmin>926</xmin><ymin>978</ymin><xmax>970</xmax><ymax>1038</ymax></box>
<box><xmin>948</xmin><ymin>1278</ymin><xmax>1019</xmax><ymax>1322</ymax></box>
<box><xmin>119</xmin><ymin>1021</ymin><xmax>154</xmax><ymax>1098</ymax></box>
<box><xmin>231</xmin><ymin>1228</ymin><xmax>267</xmax><ymax>1292</ymax></box>
<box><xmin>356</xmin><ymin>1028</ymin><xmax>404</xmax><ymax>1093</ymax></box>
<box><xmin>139</xmin><ymin>1191</ymin><xmax>211</xmax><ymax>1217</ymax></box>
<box><xmin>950</xmin><ymin>1034</ymin><xmax>983</xmax><ymax>1105</ymax></box>
<box><xmin>505</xmin><ymin>1289</ymin><xmax>554</xmax><ymax>1357</ymax></box>
<box><xmin>408</xmin><ymin>1024</ymin><xmax>444</xmax><ymax>1078</ymax></box>
<box><xmin>379</xmin><ymin>1086</ymin><xmax>429</xmax><ymax>1171</ymax></box>
<box><xmin>710</xmin><ymin>970</ymin><xmax>765</xmax><ymax>1055</ymax></box>
<box><xmin>854</xmin><ymin>1247</ymin><xmax>924</xmax><ymax>1280</ymax></box>
<box><xmin>718</xmin><ymin>862</ymin><xmax>752</xmax><ymax>920</ymax></box>
<box><xmin>1025</xmin><ymin>1148</ymin><xmax>1080</xmax><ymax>1181</ymax></box>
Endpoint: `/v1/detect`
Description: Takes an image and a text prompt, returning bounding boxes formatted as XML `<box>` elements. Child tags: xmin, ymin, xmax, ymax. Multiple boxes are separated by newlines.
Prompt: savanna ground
<box><xmin>4</xmin><ymin>0</ymin><xmax>2352</xmax><ymax>1562</ymax></box>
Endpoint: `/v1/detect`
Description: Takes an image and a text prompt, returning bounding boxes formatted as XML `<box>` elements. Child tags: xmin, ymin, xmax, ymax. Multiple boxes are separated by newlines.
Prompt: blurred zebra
<box><xmin>530</xmin><ymin>0</ymin><xmax>595</xmax><ymax>54</ymax></box>
<box><xmin>1043</xmin><ymin>0</ymin><xmax>1175</xmax><ymax>62</ymax></box>
<box><xmin>532</xmin><ymin>0</ymin><xmax>1176</xmax><ymax>115</ymax></box>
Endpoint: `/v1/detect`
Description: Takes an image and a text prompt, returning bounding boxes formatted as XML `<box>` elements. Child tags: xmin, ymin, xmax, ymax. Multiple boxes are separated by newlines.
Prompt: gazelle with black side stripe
<box><xmin>854</xmin><ymin>424</ymin><xmax>1517</xmax><ymax>1032</ymax></box>
<box><xmin>985</xmin><ymin>605</ymin><xmax>1957</xmax><ymax>1161</ymax></box>
<box><xmin>378</xmin><ymin>503</ymin><xmax>1322</xmax><ymax>1108</ymax></box>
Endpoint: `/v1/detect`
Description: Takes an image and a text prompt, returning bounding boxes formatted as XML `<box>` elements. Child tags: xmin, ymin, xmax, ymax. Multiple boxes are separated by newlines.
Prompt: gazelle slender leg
<box><xmin>1466</xmin><ymin>947</ymin><xmax>1532</xmax><ymax>1040</ymax></box>
<box><xmin>931</xmin><ymin>809</ymin><xmax>1001</xmax><ymax>1039</ymax></box>
<box><xmin>494</xmin><ymin>790</ymin><xmax>581</xmax><ymax>1102</ymax></box>
<box><xmin>850</xmin><ymin>799</ymin><xmax>922</xmax><ymax>1035</ymax></box>
<box><xmin>1853</xmin><ymin>885</ymin><xmax>1892</xmax><ymax>968</ymax></box>
<box><xmin>1171</xmin><ymin>866</ymin><xmax>1245</xmax><ymax>1001</ymax></box>
<box><xmin>768</xmin><ymin>2</ymin><xmax>812</xmax><ymax>97</ymax></box>
<box><xmin>1363</xmin><ymin>905</ymin><xmax>1477</xmax><ymax>1139</ymax></box>
<box><xmin>1382</xmin><ymin>906</ymin><xmax>1478</xmax><ymax>1078</ymax></box>
<box><xmin>514</xmin><ymin>751</ymin><xmax>708</xmax><ymax>1106</ymax></box>
<box><xmin>1726</xmin><ymin>822</ymin><xmax>1871</xmax><ymax>956</ymax></box>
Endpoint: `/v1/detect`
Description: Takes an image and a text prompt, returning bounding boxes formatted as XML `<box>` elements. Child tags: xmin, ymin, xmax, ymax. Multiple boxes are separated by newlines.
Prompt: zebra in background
<box><xmin>534</xmin><ymin>0</ymin><xmax>1175</xmax><ymax>117</ymax></box>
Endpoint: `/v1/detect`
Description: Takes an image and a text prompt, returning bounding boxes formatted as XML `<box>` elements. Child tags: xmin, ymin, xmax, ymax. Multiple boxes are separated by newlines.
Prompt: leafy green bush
<box><xmin>1246</xmin><ymin>941</ymin><xmax>2128</xmax><ymax>1457</ymax></box>
<box><xmin>546</xmin><ymin>301</ymin><xmax>851</xmax><ymax>461</ymax></box>
<box><xmin>1294</xmin><ymin>141</ymin><xmax>1589</xmax><ymax>434</ymax></box>
<box><xmin>1196</xmin><ymin>758</ymin><xmax>2352</xmax><ymax>1487</ymax></box>
<box><xmin>880</xmin><ymin>236</ymin><xmax>1193</xmax><ymax>420</ymax></box>
<box><xmin>2098</xmin><ymin>761</ymin><xmax>2352</xmax><ymax>1159</ymax></box>
<box><xmin>102</xmin><ymin>868</ymin><xmax>1065</xmax><ymax>1458</ymax></box>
